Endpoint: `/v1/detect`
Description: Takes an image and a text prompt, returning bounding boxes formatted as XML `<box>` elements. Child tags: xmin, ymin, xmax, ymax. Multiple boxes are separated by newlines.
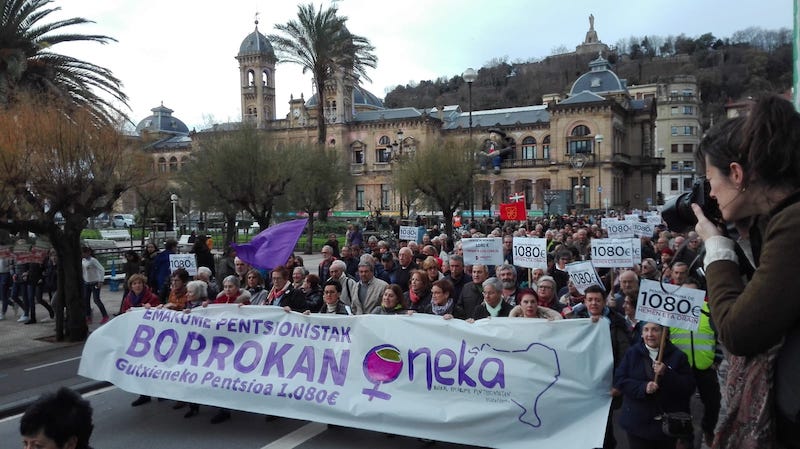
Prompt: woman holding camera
<box><xmin>692</xmin><ymin>95</ymin><xmax>800</xmax><ymax>448</ymax></box>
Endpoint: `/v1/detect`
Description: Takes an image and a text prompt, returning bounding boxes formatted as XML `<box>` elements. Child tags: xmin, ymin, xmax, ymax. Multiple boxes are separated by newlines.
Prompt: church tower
<box><xmin>236</xmin><ymin>18</ymin><xmax>276</xmax><ymax>128</ymax></box>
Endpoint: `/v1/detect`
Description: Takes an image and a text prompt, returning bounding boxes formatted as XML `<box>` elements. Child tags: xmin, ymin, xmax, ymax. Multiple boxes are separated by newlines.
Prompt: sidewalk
<box><xmin>0</xmin><ymin>251</ymin><xmax>325</xmax><ymax>362</ymax></box>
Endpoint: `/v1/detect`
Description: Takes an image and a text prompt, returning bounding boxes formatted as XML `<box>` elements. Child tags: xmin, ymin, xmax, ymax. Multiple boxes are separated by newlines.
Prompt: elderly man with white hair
<box><xmin>327</xmin><ymin>260</ymin><xmax>358</xmax><ymax>307</ymax></box>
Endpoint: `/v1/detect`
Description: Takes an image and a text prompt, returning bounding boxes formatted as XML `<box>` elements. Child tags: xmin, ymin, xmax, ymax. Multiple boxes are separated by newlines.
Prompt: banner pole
<box><xmin>654</xmin><ymin>329</ymin><xmax>668</xmax><ymax>385</ymax></box>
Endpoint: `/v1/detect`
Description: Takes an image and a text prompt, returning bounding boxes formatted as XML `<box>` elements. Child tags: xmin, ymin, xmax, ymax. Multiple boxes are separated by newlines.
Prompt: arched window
<box><xmin>158</xmin><ymin>157</ymin><xmax>167</xmax><ymax>173</ymax></box>
<box><xmin>169</xmin><ymin>156</ymin><xmax>178</xmax><ymax>172</ymax></box>
<box><xmin>247</xmin><ymin>70</ymin><xmax>255</xmax><ymax>86</ymax></box>
<box><xmin>568</xmin><ymin>125</ymin><xmax>592</xmax><ymax>155</ymax></box>
<box><xmin>378</xmin><ymin>136</ymin><xmax>390</xmax><ymax>146</ymax></box>
<box><xmin>522</xmin><ymin>136</ymin><xmax>536</xmax><ymax>160</ymax></box>
<box><xmin>571</xmin><ymin>125</ymin><xmax>591</xmax><ymax>136</ymax></box>
<box><xmin>262</xmin><ymin>69</ymin><xmax>270</xmax><ymax>87</ymax></box>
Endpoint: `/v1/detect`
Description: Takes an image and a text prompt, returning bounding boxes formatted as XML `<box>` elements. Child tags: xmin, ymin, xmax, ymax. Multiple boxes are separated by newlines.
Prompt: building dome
<box><xmin>569</xmin><ymin>54</ymin><xmax>626</xmax><ymax>96</ymax></box>
<box><xmin>238</xmin><ymin>21</ymin><xmax>275</xmax><ymax>58</ymax></box>
<box><xmin>305</xmin><ymin>85</ymin><xmax>384</xmax><ymax>110</ymax></box>
<box><xmin>135</xmin><ymin>104</ymin><xmax>189</xmax><ymax>136</ymax></box>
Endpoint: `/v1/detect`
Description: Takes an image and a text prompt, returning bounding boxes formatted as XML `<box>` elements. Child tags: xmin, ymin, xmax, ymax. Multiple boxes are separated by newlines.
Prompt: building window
<box><xmin>683</xmin><ymin>176</ymin><xmax>694</xmax><ymax>190</ymax></box>
<box><xmin>670</xmin><ymin>178</ymin><xmax>679</xmax><ymax>190</ymax></box>
<box><xmin>683</xmin><ymin>106</ymin><xmax>694</xmax><ymax>115</ymax></box>
<box><xmin>378</xmin><ymin>136</ymin><xmax>390</xmax><ymax>146</ymax></box>
<box><xmin>351</xmin><ymin>142</ymin><xmax>365</xmax><ymax>164</ymax></box>
<box><xmin>671</xmin><ymin>106</ymin><xmax>679</xmax><ymax>115</ymax></box>
<box><xmin>506</xmin><ymin>137</ymin><xmax>517</xmax><ymax>160</ymax></box>
<box><xmin>158</xmin><ymin>157</ymin><xmax>167</xmax><ymax>173</ymax></box>
<box><xmin>684</xmin><ymin>126</ymin><xmax>696</xmax><ymax>136</ymax></box>
<box><xmin>356</xmin><ymin>186</ymin><xmax>365</xmax><ymax>210</ymax></box>
<box><xmin>671</xmin><ymin>126</ymin><xmax>678</xmax><ymax>136</ymax></box>
<box><xmin>683</xmin><ymin>143</ymin><xmax>694</xmax><ymax>153</ymax></box>
<box><xmin>682</xmin><ymin>160</ymin><xmax>694</xmax><ymax>171</ymax></box>
<box><xmin>376</xmin><ymin>148</ymin><xmax>390</xmax><ymax>163</ymax></box>
<box><xmin>542</xmin><ymin>135</ymin><xmax>551</xmax><ymax>159</ymax></box>
<box><xmin>671</xmin><ymin>144</ymin><xmax>679</xmax><ymax>153</ymax></box>
<box><xmin>521</xmin><ymin>136</ymin><xmax>536</xmax><ymax>160</ymax></box>
<box><xmin>671</xmin><ymin>161</ymin><xmax>680</xmax><ymax>170</ymax></box>
<box><xmin>572</xmin><ymin>125</ymin><xmax>591</xmax><ymax>136</ymax></box>
<box><xmin>381</xmin><ymin>185</ymin><xmax>391</xmax><ymax>210</ymax></box>
<box><xmin>682</xmin><ymin>89</ymin><xmax>694</xmax><ymax>97</ymax></box>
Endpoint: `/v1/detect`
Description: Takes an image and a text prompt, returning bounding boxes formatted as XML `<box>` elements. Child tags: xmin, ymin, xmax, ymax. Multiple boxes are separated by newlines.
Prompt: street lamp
<box><xmin>594</xmin><ymin>134</ymin><xmax>604</xmax><ymax>212</ymax></box>
<box><xmin>657</xmin><ymin>148</ymin><xmax>664</xmax><ymax>201</ymax></box>
<box><xmin>170</xmin><ymin>193</ymin><xmax>178</xmax><ymax>232</ymax></box>
<box><xmin>570</xmin><ymin>154</ymin><xmax>587</xmax><ymax>216</ymax></box>
<box><xmin>462</xmin><ymin>68</ymin><xmax>477</xmax><ymax>140</ymax></box>
<box><xmin>391</xmin><ymin>129</ymin><xmax>405</xmax><ymax>220</ymax></box>
<box><xmin>462</xmin><ymin>67</ymin><xmax>478</xmax><ymax>222</ymax></box>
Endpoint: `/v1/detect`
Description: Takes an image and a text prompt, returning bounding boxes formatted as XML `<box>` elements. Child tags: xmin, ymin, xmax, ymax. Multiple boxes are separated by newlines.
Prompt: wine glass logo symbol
<box><xmin>361</xmin><ymin>344</ymin><xmax>404</xmax><ymax>401</ymax></box>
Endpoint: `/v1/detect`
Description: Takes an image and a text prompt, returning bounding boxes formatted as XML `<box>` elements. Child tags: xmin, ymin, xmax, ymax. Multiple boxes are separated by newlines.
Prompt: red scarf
<box><xmin>267</xmin><ymin>284</ymin><xmax>287</xmax><ymax>304</ymax></box>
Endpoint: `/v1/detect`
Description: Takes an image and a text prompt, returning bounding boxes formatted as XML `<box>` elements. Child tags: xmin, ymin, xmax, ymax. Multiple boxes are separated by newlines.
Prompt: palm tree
<box><xmin>269</xmin><ymin>3</ymin><xmax>376</xmax><ymax>145</ymax></box>
<box><xmin>0</xmin><ymin>0</ymin><xmax>127</xmax><ymax>123</ymax></box>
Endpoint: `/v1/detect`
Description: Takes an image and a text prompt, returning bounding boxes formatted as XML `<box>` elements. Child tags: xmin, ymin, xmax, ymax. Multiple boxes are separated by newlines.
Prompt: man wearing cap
<box><xmin>478</xmin><ymin>128</ymin><xmax>513</xmax><ymax>174</ymax></box>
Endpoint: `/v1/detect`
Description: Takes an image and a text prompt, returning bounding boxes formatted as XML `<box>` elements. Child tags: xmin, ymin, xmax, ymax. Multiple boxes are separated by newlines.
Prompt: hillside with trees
<box><xmin>384</xmin><ymin>27</ymin><xmax>792</xmax><ymax>128</ymax></box>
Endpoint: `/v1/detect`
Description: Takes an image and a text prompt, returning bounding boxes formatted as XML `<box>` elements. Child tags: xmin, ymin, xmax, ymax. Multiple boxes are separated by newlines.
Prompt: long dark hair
<box><xmin>698</xmin><ymin>95</ymin><xmax>800</xmax><ymax>192</ymax></box>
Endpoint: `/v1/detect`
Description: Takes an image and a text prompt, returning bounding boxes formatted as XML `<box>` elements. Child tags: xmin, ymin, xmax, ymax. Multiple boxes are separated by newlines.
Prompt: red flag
<box><xmin>499</xmin><ymin>202</ymin><xmax>526</xmax><ymax>221</ymax></box>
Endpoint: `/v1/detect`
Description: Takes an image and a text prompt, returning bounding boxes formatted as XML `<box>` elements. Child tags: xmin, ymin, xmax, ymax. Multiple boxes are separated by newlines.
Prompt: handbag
<box><xmin>656</xmin><ymin>411</ymin><xmax>694</xmax><ymax>438</ymax></box>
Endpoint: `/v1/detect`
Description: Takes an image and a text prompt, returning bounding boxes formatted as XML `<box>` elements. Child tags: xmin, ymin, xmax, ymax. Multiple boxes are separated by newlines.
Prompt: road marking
<box><xmin>24</xmin><ymin>356</ymin><xmax>81</xmax><ymax>372</ymax></box>
<box><xmin>259</xmin><ymin>422</ymin><xmax>327</xmax><ymax>449</ymax></box>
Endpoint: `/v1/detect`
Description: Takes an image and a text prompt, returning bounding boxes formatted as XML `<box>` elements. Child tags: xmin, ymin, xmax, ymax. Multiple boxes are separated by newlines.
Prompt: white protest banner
<box><xmin>601</xmin><ymin>218</ymin><xmax>618</xmax><ymax>232</ymax></box>
<box><xmin>635</xmin><ymin>279</ymin><xmax>706</xmax><ymax>331</ymax></box>
<box><xmin>512</xmin><ymin>237</ymin><xmax>548</xmax><ymax>269</ymax></box>
<box><xmin>630</xmin><ymin>221</ymin><xmax>655</xmax><ymax>238</ymax></box>
<box><xmin>604</xmin><ymin>220</ymin><xmax>634</xmax><ymax>238</ymax></box>
<box><xmin>565</xmin><ymin>261</ymin><xmax>604</xmax><ymax>294</ymax></box>
<box><xmin>462</xmin><ymin>238</ymin><xmax>503</xmax><ymax>266</ymax></box>
<box><xmin>590</xmin><ymin>239</ymin><xmax>635</xmax><ymax>268</ymax></box>
<box><xmin>169</xmin><ymin>253</ymin><xmax>197</xmax><ymax>276</ymax></box>
<box><xmin>399</xmin><ymin>226</ymin><xmax>419</xmax><ymax>242</ymax></box>
<box><xmin>80</xmin><ymin>307</ymin><xmax>612</xmax><ymax>449</ymax></box>
<box><xmin>624</xmin><ymin>214</ymin><xmax>640</xmax><ymax>221</ymax></box>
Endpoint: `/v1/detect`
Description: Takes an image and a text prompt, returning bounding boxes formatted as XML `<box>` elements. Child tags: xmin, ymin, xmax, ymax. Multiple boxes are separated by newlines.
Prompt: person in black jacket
<box><xmin>615</xmin><ymin>322</ymin><xmax>695</xmax><ymax>449</ymax></box>
<box><xmin>470</xmin><ymin>277</ymin><xmax>513</xmax><ymax>320</ymax></box>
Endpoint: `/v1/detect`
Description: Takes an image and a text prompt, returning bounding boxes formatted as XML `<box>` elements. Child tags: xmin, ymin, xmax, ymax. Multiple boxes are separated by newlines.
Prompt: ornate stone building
<box><xmin>144</xmin><ymin>18</ymin><xmax>663</xmax><ymax>219</ymax></box>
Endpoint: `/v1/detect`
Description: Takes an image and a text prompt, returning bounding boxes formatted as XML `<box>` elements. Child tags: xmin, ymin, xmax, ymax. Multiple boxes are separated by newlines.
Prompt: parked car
<box><xmin>112</xmin><ymin>214</ymin><xmax>135</xmax><ymax>228</ymax></box>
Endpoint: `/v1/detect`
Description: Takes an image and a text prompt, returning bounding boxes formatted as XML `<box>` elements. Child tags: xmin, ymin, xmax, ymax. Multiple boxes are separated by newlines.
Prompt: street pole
<box><xmin>170</xmin><ymin>193</ymin><xmax>178</xmax><ymax>232</ymax></box>
<box><xmin>463</xmin><ymin>68</ymin><xmax>477</xmax><ymax>222</ymax></box>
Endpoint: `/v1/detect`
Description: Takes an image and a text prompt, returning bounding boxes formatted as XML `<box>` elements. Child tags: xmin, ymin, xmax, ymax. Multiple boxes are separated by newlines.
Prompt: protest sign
<box><xmin>646</xmin><ymin>214</ymin><xmax>663</xmax><ymax>225</ymax></box>
<box><xmin>462</xmin><ymin>238</ymin><xmax>503</xmax><ymax>266</ymax></box>
<box><xmin>630</xmin><ymin>221</ymin><xmax>655</xmax><ymax>238</ymax></box>
<box><xmin>603</xmin><ymin>220</ymin><xmax>634</xmax><ymax>239</ymax></box>
<box><xmin>79</xmin><ymin>307</ymin><xmax>612</xmax><ymax>449</ymax></box>
<box><xmin>635</xmin><ymin>279</ymin><xmax>706</xmax><ymax>331</ymax></box>
<box><xmin>169</xmin><ymin>253</ymin><xmax>197</xmax><ymax>276</ymax></box>
<box><xmin>511</xmin><ymin>237</ymin><xmax>547</xmax><ymax>269</ymax></box>
<box><xmin>399</xmin><ymin>226</ymin><xmax>423</xmax><ymax>243</ymax></box>
<box><xmin>590</xmin><ymin>239</ymin><xmax>635</xmax><ymax>268</ymax></box>
<box><xmin>565</xmin><ymin>261</ymin><xmax>604</xmax><ymax>294</ymax></box>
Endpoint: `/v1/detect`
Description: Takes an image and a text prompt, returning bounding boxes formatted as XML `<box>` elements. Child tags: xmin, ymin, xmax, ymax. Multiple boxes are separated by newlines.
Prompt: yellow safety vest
<box><xmin>670</xmin><ymin>302</ymin><xmax>716</xmax><ymax>370</ymax></box>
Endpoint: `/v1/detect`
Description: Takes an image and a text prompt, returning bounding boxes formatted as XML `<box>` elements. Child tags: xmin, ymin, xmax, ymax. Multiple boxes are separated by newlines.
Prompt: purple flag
<box><xmin>232</xmin><ymin>218</ymin><xmax>308</xmax><ymax>270</ymax></box>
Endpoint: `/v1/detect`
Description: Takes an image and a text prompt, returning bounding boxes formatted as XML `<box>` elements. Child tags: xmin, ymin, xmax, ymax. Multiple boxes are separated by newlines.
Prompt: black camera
<box><xmin>661</xmin><ymin>178</ymin><xmax>722</xmax><ymax>232</ymax></box>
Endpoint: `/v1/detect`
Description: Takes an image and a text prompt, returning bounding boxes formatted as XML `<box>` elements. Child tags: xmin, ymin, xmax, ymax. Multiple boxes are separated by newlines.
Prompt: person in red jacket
<box><xmin>120</xmin><ymin>274</ymin><xmax>160</xmax><ymax>313</ymax></box>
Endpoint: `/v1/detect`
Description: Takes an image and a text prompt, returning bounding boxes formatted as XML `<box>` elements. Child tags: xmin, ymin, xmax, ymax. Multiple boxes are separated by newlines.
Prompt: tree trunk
<box><xmin>442</xmin><ymin>206</ymin><xmax>455</xmax><ymax>241</ymax></box>
<box><xmin>224</xmin><ymin>214</ymin><xmax>237</xmax><ymax>249</ymax></box>
<box><xmin>50</xmin><ymin>226</ymin><xmax>88</xmax><ymax>342</ymax></box>
<box><xmin>315</xmin><ymin>79</ymin><xmax>327</xmax><ymax>145</ymax></box>
<box><xmin>304</xmin><ymin>213</ymin><xmax>315</xmax><ymax>255</ymax></box>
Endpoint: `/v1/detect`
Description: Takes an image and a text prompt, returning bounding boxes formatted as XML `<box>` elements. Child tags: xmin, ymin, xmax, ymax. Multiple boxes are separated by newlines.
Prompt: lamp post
<box><xmin>594</xmin><ymin>134</ymin><xmax>604</xmax><ymax>212</ymax></box>
<box><xmin>657</xmin><ymin>148</ymin><xmax>664</xmax><ymax>201</ymax></box>
<box><xmin>170</xmin><ymin>193</ymin><xmax>178</xmax><ymax>232</ymax></box>
<box><xmin>570</xmin><ymin>154</ymin><xmax>587</xmax><ymax>216</ymax></box>
<box><xmin>391</xmin><ymin>129</ymin><xmax>405</xmax><ymax>220</ymax></box>
<box><xmin>462</xmin><ymin>68</ymin><xmax>478</xmax><ymax>222</ymax></box>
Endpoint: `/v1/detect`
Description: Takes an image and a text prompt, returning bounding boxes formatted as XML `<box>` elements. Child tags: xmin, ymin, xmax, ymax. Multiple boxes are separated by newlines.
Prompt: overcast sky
<box><xmin>50</xmin><ymin>0</ymin><xmax>792</xmax><ymax>131</ymax></box>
